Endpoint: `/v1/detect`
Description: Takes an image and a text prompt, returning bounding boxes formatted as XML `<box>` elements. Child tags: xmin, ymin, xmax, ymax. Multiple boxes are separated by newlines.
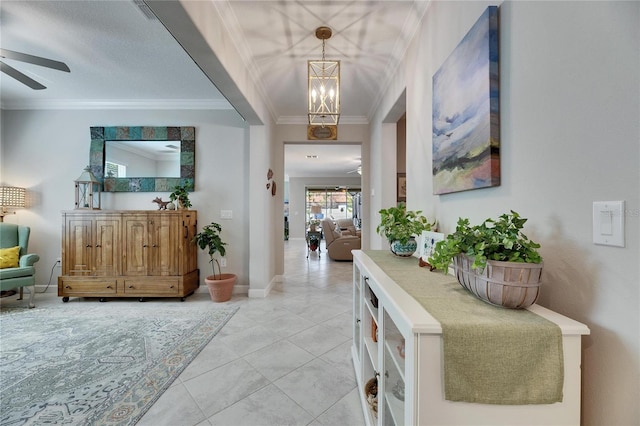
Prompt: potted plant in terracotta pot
<box><xmin>376</xmin><ymin>202</ymin><xmax>433</xmax><ymax>257</ymax></box>
<box><xmin>428</xmin><ymin>210</ymin><xmax>543</xmax><ymax>309</ymax></box>
<box><xmin>192</xmin><ymin>222</ymin><xmax>236</xmax><ymax>302</ymax></box>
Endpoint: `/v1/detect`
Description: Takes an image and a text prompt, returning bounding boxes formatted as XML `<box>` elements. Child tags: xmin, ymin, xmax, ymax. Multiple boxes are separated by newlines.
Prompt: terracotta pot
<box><xmin>204</xmin><ymin>273</ymin><xmax>237</xmax><ymax>302</ymax></box>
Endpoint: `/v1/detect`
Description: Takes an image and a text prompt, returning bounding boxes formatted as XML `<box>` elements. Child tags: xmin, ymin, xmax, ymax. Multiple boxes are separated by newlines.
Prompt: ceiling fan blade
<box><xmin>0</xmin><ymin>61</ymin><xmax>46</xmax><ymax>90</ymax></box>
<box><xmin>0</xmin><ymin>48</ymin><xmax>70</xmax><ymax>73</ymax></box>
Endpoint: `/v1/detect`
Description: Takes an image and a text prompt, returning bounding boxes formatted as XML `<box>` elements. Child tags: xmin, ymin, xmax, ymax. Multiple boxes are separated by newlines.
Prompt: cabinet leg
<box><xmin>99</xmin><ymin>298</ymin><xmax>106</xmax><ymax>302</ymax></box>
<box><xmin>62</xmin><ymin>297</ymin><xmax>69</xmax><ymax>303</ymax></box>
<box><xmin>138</xmin><ymin>297</ymin><xmax>145</xmax><ymax>302</ymax></box>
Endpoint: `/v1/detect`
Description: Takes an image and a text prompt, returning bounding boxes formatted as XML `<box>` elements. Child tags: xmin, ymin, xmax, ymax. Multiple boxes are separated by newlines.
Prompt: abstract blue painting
<box><xmin>432</xmin><ymin>6</ymin><xmax>500</xmax><ymax>195</ymax></box>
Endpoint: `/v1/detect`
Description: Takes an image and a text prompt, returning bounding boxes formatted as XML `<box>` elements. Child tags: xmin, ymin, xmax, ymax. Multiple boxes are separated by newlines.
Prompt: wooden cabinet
<box><xmin>63</xmin><ymin>214</ymin><xmax>121</xmax><ymax>276</ymax></box>
<box><xmin>59</xmin><ymin>210</ymin><xmax>198</xmax><ymax>302</ymax></box>
<box><xmin>123</xmin><ymin>213</ymin><xmax>180</xmax><ymax>276</ymax></box>
<box><xmin>352</xmin><ymin>250</ymin><xmax>590</xmax><ymax>426</ymax></box>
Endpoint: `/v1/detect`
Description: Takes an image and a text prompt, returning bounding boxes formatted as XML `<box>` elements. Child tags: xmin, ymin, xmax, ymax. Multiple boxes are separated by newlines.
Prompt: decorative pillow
<box><xmin>0</xmin><ymin>246</ymin><xmax>21</xmax><ymax>269</ymax></box>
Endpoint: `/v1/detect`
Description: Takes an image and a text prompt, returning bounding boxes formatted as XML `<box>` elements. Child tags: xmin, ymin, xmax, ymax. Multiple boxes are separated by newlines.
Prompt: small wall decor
<box><xmin>397</xmin><ymin>173</ymin><xmax>406</xmax><ymax>202</ymax></box>
<box><xmin>432</xmin><ymin>6</ymin><xmax>500</xmax><ymax>195</ymax></box>
<box><xmin>266</xmin><ymin>168</ymin><xmax>276</xmax><ymax>196</ymax></box>
<box><xmin>307</xmin><ymin>125</ymin><xmax>337</xmax><ymax>140</ymax></box>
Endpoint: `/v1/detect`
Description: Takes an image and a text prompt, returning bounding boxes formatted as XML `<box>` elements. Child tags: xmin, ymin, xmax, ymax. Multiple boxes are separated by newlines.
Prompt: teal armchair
<box><xmin>0</xmin><ymin>223</ymin><xmax>39</xmax><ymax>308</ymax></box>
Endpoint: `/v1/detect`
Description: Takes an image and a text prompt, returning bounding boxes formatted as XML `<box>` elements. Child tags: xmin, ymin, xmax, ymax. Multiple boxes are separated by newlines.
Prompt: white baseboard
<box><xmin>248</xmin><ymin>274</ymin><xmax>282</xmax><ymax>298</ymax></box>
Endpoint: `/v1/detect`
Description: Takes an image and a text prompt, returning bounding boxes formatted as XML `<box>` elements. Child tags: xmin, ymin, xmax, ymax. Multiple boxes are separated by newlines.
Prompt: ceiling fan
<box><xmin>0</xmin><ymin>48</ymin><xmax>70</xmax><ymax>90</ymax></box>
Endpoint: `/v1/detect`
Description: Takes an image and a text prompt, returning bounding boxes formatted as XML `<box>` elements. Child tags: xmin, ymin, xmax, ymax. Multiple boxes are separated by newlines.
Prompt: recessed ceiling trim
<box><xmin>278</xmin><ymin>115</ymin><xmax>368</xmax><ymax>125</ymax></box>
<box><xmin>0</xmin><ymin>99</ymin><xmax>234</xmax><ymax>111</ymax></box>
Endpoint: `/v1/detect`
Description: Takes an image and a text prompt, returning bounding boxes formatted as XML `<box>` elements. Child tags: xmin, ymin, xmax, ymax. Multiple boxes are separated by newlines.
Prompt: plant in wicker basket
<box><xmin>428</xmin><ymin>211</ymin><xmax>544</xmax><ymax>309</ymax></box>
<box><xmin>428</xmin><ymin>210</ymin><xmax>542</xmax><ymax>271</ymax></box>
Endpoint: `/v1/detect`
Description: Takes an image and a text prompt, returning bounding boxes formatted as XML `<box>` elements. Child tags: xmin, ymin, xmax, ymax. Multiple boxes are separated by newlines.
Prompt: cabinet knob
<box><xmin>143</xmin><ymin>244</ymin><xmax>148</xmax><ymax>248</ymax></box>
<box><xmin>169</xmin><ymin>285</ymin><xmax>175</xmax><ymax>289</ymax></box>
<box><xmin>106</xmin><ymin>285</ymin><xmax>112</xmax><ymax>289</ymax></box>
<box><xmin>356</xmin><ymin>318</ymin><xmax>361</xmax><ymax>323</ymax></box>
<box><xmin>364</xmin><ymin>276</ymin><xmax>369</xmax><ymax>282</ymax></box>
<box><xmin>152</xmin><ymin>244</ymin><xmax>157</xmax><ymax>248</ymax></box>
<box><xmin>95</xmin><ymin>244</ymin><xmax>101</xmax><ymax>248</ymax></box>
<box><xmin>128</xmin><ymin>285</ymin><xmax>134</xmax><ymax>289</ymax></box>
<box><xmin>65</xmin><ymin>285</ymin><xmax>71</xmax><ymax>289</ymax></box>
<box><xmin>85</xmin><ymin>244</ymin><xmax>91</xmax><ymax>248</ymax></box>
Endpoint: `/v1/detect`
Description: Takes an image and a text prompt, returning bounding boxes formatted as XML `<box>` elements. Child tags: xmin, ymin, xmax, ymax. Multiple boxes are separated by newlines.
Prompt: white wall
<box><xmin>373</xmin><ymin>1</ymin><xmax>639</xmax><ymax>425</ymax></box>
<box><xmin>0</xmin><ymin>108</ymin><xmax>251</xmax><ymax>293</ymax></box>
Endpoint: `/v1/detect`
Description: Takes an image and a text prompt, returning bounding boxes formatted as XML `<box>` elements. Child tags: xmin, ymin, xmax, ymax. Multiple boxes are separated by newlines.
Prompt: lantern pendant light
<box><xmin>308</xmin><ymin>26</ymin><xmax>340</xmax><ymax>127</ymax></box>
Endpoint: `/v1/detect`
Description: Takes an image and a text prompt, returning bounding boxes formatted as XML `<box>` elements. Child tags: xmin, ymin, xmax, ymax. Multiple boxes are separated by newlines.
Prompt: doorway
<box><xmin>284</xmin><ymin>143</ymin><xmax>362</xmax><ymax>240</ymax></box>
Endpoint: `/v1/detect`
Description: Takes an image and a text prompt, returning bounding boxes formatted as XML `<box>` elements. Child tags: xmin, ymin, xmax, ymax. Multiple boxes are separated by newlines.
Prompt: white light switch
<box><xmin>220</xmin><ymin>210</ymin><xmax>233</xmax><ymax>219</ymax></box>
<box><xmin>599</xmin><ymin>211</ymin><xmax>613</xmax><ymax>235</ymax></box>
<box><xmin>593</xmin><ymin>201</ymin><xmax>624</xmax><ymax>247</ymax></box>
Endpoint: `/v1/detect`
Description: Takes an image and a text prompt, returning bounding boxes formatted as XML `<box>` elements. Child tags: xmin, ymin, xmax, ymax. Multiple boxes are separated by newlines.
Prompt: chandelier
<box><xmin>308</xmin><ymin>26</ymin><xmax>340</xmax><ymax>127</ymax></box>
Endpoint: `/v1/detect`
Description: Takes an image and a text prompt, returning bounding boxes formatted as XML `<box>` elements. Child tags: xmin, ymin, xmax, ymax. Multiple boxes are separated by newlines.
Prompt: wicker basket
<box><xmin>364</xmin><ymin>377</ymin><xmax>378</xmax><ymax>416</ymax></box>
<box><xmin>452</xmin><ymin>254</ymin><xmax>543</xmax><ymax>309</ymax></box>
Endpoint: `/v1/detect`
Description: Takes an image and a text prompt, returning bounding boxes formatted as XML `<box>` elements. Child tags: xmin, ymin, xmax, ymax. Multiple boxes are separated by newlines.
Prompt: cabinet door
<box><xmin>149</xmin><ymin>214</ymin><xmax>179</xmax><ymax>275</ymax></box>
<box><xmin>93</xmin><ymin>216</ymin><xmax>121</xmax><ymax>276</ymax></box>
<box><xmin>65</xmin><ymin>217</ymin><xmax>93</xmax><ymax>275</ymax></box>
<box><xmin>123</xmin><ymin>215</ymin><xmax>149</xmax><ymax>276</ymax></box>
<box><xmin>182</xmin><ymin>211</ymin><xmax>198</xmax><ymax>273</ymax></box>
<box><xmin>382</xmin><ymin>309</ymin><xmax>406</xmax><ymax>426</ymax></box>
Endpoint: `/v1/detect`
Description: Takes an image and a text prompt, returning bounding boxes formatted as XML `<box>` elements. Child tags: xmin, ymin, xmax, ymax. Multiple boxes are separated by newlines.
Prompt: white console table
<box><xmin>352</xmin><ymin>250</ymin><xmax>590</xmax><ymax>426</ymax></box>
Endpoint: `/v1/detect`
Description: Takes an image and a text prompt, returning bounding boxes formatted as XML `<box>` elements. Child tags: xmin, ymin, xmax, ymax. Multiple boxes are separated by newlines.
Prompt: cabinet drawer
<box><xmin>122</xmin><ymin>279</ymin><xmax>180</xmax><ymax>295</ymax></box>
<box><xmin>59</xmin><ymin>279</ymin><xmax>117</xmax><ymax>295</ymax></box>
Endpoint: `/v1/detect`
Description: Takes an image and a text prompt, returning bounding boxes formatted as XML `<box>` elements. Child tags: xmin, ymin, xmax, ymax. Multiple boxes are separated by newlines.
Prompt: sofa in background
<box><xmin>336</xmin><ymin>218</ymin><xmax>361</xmax><ymax>237</ymax></box>
<box><xmin>321</xmin><ymin>219</ymin><xmax>361</xmax><ymax>261</ymax></box>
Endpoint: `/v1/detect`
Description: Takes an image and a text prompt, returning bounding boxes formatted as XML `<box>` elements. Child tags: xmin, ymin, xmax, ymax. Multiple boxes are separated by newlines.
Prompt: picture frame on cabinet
<box><xmin>418</xmin><ymin>230</ymin><xmax>445</xmax><ymax>263</ymax></box>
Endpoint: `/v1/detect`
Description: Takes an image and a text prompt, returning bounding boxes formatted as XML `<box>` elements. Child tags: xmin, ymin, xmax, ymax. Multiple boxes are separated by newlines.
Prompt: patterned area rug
<box><xmin>0</xmin><ymin>303</ymin><xmax>238</xmax><ymax>426</ymax></box>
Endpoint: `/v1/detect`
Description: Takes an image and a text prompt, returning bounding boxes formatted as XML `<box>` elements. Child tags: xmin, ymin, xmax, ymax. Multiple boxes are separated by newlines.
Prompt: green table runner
<box><xmin>364</xmin><ymin>251</ymin><xmax>563</xmax><ymax>405</ymax></box>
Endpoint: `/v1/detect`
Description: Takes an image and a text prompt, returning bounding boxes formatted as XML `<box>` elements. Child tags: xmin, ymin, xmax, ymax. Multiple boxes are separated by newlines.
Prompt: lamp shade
<box><xmin>0</xmin><ymin>186</ymin><xmax>26</xmax><ymax>208</ymax></box>
<box><xmin>0</xmin><ymin>186</ymin><xmax>26</xmax><ymax>222</ymax></box>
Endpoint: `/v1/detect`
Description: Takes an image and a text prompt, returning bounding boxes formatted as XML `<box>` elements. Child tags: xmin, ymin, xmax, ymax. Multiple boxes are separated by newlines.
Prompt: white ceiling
<box><xmin>0</xmin><ymin>0</ymin><xmax>427</xmax><ymax>177</ymax></box>
<box><xmin>285</xmin><ymin>143</ymin><xmax>361</xmax><ymax>179</ymax></box>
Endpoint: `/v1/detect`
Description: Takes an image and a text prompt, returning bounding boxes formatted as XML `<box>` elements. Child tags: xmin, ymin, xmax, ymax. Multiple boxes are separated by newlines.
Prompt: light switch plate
<box><xmin>220</xmin><ymin>210</ymin><xmax>233</xmax><ymax>219</ymax></box>
<box><xmin>592</xmin><ymin>201</ymin><xmax>624</xmax><ymax>247</ymax></box>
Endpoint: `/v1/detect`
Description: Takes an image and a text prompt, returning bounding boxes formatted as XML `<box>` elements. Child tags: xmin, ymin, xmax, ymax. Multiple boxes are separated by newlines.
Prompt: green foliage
<box><xmin>376</xmin><ymin>203</ymin><xmax>433</xmax><ymax>245</ymax></box>
<box><xmin>428</xmin><ymin>211</ymin><xmax>542</xmax><ymax>272</ymax></box>
<box><xmin>192</xmin><ymin>222</ymin><xmax>227</xmax><ymax>279</ymax></box>
<box><xmin>169</xmin><ymin>183</ymin><xmax>193</xmax><ymax>209</ymax></box>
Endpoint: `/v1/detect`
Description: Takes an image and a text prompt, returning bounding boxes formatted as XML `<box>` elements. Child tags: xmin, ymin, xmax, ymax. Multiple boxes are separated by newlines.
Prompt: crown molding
<box><xmin>277</xmin><ymin>115</ymin><xmax>369</xmax><ymax>125</ymax></box>
<box><xmin>0</xmin><ymin>99</ymin><xmax>234</xmax><ymax>111</ymax></box>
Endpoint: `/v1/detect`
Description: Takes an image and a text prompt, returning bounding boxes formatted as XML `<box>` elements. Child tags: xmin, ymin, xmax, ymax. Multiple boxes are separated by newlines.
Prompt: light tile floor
<box><xmin>8</xmin><ymin>239</ymin><xmax>365</xmax><ymax>426</ymax></box>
